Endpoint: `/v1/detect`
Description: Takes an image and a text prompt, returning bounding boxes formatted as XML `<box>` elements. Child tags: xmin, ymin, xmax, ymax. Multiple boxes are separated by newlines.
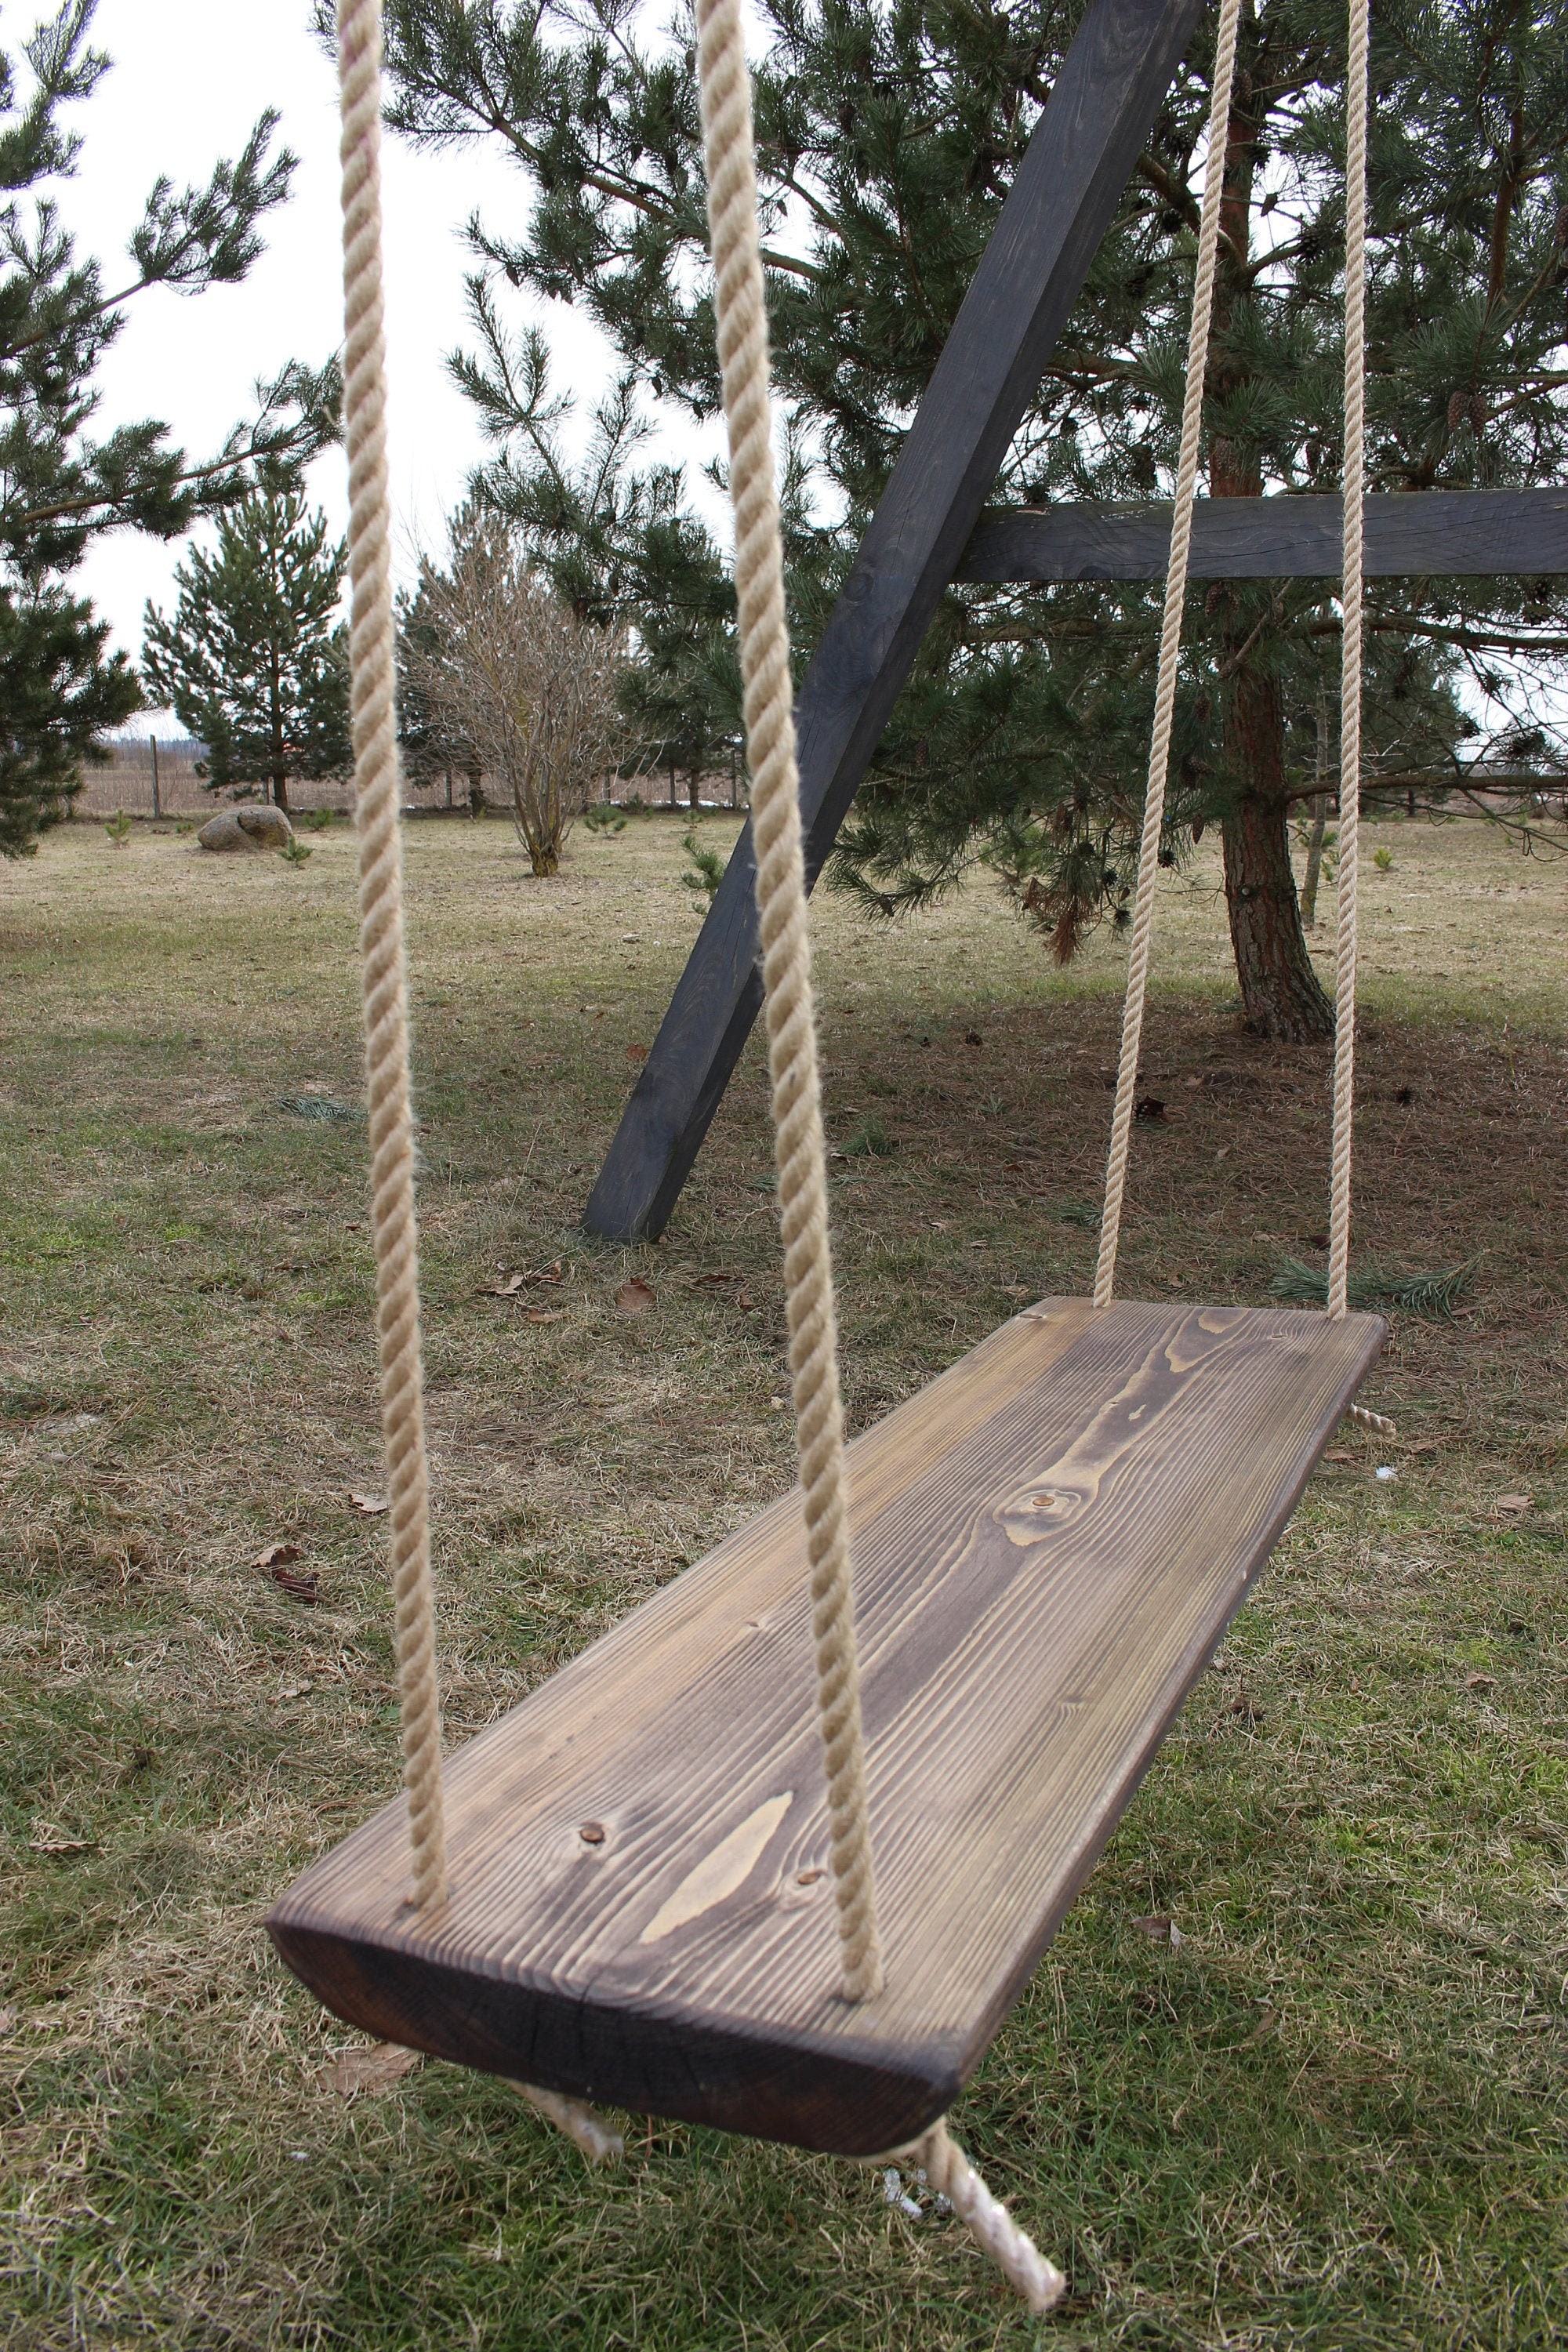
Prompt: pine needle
<box><xmin>1268</xmin><ymin>1251</ymin><xmax>1483</xmax><ymax>1319</ymax></box>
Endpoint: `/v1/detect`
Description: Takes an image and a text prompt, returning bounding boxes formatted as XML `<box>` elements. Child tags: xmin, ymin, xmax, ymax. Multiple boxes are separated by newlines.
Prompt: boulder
<box><xmin>198</xmin><ymin>807</ymin><xmax>295</xmax><ymax>852</ymax></box>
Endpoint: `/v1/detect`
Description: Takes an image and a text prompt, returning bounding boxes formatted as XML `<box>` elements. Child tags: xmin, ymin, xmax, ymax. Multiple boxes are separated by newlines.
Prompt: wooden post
<box><xmin>149</xmin><ymin>735</ymin><xmax>161</xmax><ymax>821</ymax></box>
<box><xmin>586</xmin><ymin>0</ymin><xmax>1207</xmax><ymax>1242</ymax></box>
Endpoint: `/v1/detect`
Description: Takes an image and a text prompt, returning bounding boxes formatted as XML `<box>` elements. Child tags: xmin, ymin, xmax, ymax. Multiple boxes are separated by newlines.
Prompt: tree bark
<box><xmin>1210</xmin><ymin>589</ymin><xmax>1330</xmax><ymax>1034</ymax></box>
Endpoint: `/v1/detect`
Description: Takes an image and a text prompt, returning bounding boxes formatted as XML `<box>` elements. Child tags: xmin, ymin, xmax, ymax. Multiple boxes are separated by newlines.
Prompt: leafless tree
<box><xmin>407</xmin><ymin>517</ymin><xmax>624</xmax><ymax>874</ymax></box>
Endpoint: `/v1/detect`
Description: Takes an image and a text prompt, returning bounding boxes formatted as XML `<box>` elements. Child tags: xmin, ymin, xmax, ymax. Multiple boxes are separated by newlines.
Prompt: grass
<box><xmin>1</xmin><ymin>806</ymin><xmax>1564</xmax><ymax>2349</ymax></box>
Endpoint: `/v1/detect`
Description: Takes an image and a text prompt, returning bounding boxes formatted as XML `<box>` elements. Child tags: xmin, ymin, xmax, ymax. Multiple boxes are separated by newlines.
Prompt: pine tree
<box><xmin>380</xmin><ymin>0</ymin><xmax>1568</xmax><ymax>1039</ymax></box>
<box><xmin>142</xmin><ymin>490</ymin><xmax>350</xmax><ymax>811</ymax></box>
<box><xmin>0</xmin><ymin>2</ymin><xmax>337</xmax><ymax>854</ymax></box>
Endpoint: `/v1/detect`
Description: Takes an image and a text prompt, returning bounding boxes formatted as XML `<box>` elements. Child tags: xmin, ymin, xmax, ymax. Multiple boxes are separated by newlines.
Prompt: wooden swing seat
<box><xmin>269</xmin><ymin>1295</ymin><xmax>1381</xmax><ymax>2157</ymax></box>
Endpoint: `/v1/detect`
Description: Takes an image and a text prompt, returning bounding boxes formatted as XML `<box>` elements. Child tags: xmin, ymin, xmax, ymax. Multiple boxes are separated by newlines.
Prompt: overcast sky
<box><xmin>64</xmin><ymin>0</ymin><xmax>680</xmax><ymax>731</ymax></box>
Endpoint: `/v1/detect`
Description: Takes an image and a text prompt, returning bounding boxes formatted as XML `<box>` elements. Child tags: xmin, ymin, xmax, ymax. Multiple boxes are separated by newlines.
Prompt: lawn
<box><xmin>1</xmin><ymin>806</ymin><xmax>1563</xmax><ymax>2350</ymax></box>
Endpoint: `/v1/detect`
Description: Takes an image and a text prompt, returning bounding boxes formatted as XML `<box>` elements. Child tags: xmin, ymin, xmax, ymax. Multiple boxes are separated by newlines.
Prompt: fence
<box><xmin>74</xmin><ymin>735</ymin><xmax>752</xmax><ymax>822</ymax></box>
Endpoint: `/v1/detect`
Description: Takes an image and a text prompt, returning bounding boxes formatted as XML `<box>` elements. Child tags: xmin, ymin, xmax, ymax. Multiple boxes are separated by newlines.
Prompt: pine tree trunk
<box><xmin>1299</xmin><ymin>797</ymin><xmax>1327</xmax><ymax>928</ymax></box>
<box><xmin>1219</xmin><ymin>659</ymin><xmax>1331</xmax><ymax>1038</ymax></box>
<box><xmin>1206</xmin><ymin>34</ymin><xmax>1334</xmax><ymax>1044</ymax></box>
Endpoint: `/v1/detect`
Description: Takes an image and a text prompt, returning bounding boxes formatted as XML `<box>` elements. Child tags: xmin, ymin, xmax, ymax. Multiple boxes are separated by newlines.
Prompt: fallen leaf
<box><xmin>476</xmin><ymin>1272</ymin><xmax>526</xmax><ymax>1298</ymax></box>
<box><xmin>1403</xmin><ymin>1438</ymin><xmax>1440</xmax><ymax>1455</ymax></box>
<box><xmin>1325</xmin><ymin>1447</ymin><xmax>1357</xmax><ymax>1464</ymax></box>
<box><xmin>319</xmin><ymin>2042</ymin><xmax>422</xmax><ymax>2100</ymax></box>
<box><xmin>254</xmin><ymin>1541</ymin><xmax>303</xmax><ymax>1571</ymax></box>
<box><xmin>736</xmin><ymin>1290</ymin><xmax>757</xmax><ymax>1312</ymax></box>
<box><xmin>1231</xmin><ymin>1696</ymin><xmax>1265</xmax><ymax>1722</ymax></box>
<box><xmin>692</xmin><ymin>1271</ymin><xmax>734</xmax><ymax>1287</ymax></box>
<box><xmin>1492</xmin><ymin>1494</ymin><xmax>1533</xmax><ymax>1515</ymax></box>
<box><xmin>1133</xmin><ymin>1915</ymin><xmax>1183</xmax><ymax>1947</ymax></box>
<box><xmin>350</xmin><ymin>1492</ymin><xmax>388</xmax><ymax>1516</ymax></box>
<box><xmin>524</xmin><ymin>1308</ymin><xmax>565</xmax><ymax>1324</ymax></box>
<box><xmin>626</xmin><ymin>1043</ymin><xmax>648</xmax><ymax>1064</ymax></box>
<box><xmin>1245</xmin><ymin>2002</ymin><xmax>1280</xmax><ymax>2045</ymax></box>
<box><xmin>271</xmin><ymin>1565</ymin><xmax>319</xmax><ymax>1603</ymax></box>
<box><xmin>1134</xmin><ymin>1095</ymin><xmax>1167</xmax><ymax>1123</ymax></box>
<box><xmin>964</xmin><ymin>1029</ymin><xmax>983</xmax><ymax>1047</ymax></box>
<box><xmin>1465</xmin><ymin>1671</ymin><xmax>1495</xmax><ymax>1691</ymax></box>
<box><xmin>616</xmin><ymin>1276</ymin><xmax>655</xmax><ymax>1314</ymax></box>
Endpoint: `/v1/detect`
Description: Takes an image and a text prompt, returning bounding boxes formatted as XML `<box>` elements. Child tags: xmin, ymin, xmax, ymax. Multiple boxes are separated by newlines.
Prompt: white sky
<box><xmin>64</xmin><ymin>0</ymin><xmax>704</xmax><ymax>731</ymax></box>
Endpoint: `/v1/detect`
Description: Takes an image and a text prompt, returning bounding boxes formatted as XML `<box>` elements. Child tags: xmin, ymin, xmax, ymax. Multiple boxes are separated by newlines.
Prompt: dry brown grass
<box><xmin>0</xmin><ymin>807</ymin><xmax>1563</xmax><ymax>2349</ymax></box>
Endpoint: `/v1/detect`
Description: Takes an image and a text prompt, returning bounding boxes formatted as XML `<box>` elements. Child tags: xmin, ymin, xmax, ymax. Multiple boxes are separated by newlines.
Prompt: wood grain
<box><xmin>583</xmin><ymin>0</ymin><xmax>1207</xmax><ymax>1243</ymax></box>
<box><xmin>957</xmin><ymin>488</ymin><xmax>1568</xmax><ymax>583</ymax></box>
<box><xmin>270</xmin><ymin>1298</ymin><xmax>1384</xmax><ymax>2155</ymax></box>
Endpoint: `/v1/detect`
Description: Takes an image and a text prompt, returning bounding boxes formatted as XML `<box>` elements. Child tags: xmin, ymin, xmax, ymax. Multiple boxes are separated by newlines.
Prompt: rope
<box><xmin>693</xmin><ymin>0</ymin><xmax>881</xmax><ymax>2005</ymax></box>
<box><xmin>510</xmin><ymin>2080</ymin><xmax>625</xmax><ymax>2166</ymax></box>
<box><xmin>1094</xmin><ymin>0</ymin><xmax>1243</xmax><ymax>1308</ymax></box>
<box><xmin>337</xmin><ymin>0</ymin><xmax>446</xmax><ymax>1907</ymax></box>
<box><xmin>1327</xmin><ymin>0</ymin><xmax>1370</xmax><ymax>1319</ymax></box>
<box><xmin>870</xmin><ymin>2121</ymin><xmax>1066</xmax><ymax>2314</ymax></box>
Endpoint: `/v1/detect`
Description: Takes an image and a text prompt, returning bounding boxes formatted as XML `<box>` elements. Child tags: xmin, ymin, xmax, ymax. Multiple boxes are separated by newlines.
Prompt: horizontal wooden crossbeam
<box><xmin>957</xmin><ymin>488</ymin><xmax>1568</xmax><ymax>583</ymax></box>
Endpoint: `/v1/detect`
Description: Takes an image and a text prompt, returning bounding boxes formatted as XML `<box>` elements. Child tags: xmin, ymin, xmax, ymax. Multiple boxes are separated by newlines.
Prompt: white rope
<box><xmin>869</xmin><ymin>2120</ymin><xmax>1066</xmax><ymax>2314</ymax></box>
<box><xmin>1094</xmin><ymin>0</ymin><xmax>1243</xmax><ymax>1307</ymax></box>
<box><xmin>693</xmin><ymin>0</ymin><xmax>881</xmax><ymax>2006</ymax></box>
<box><xmin>1327</xmin><ymin>0</ymin><xmax>1370</xmax><ymax>1319</ymax></box>
<box><xmin>336</xmin><ymin>0</ymin><xmax>446</xmax><ymax>1912</ymax></box>
<box><xmin>338</xmin><ymin>0</ymin><xmax>627</xmax><ymax>2169</ymax></box>
<box><xmin>510</xmin><ymin>2080</ymin><xmax>625</xmax><ymax>2165</ymax></box>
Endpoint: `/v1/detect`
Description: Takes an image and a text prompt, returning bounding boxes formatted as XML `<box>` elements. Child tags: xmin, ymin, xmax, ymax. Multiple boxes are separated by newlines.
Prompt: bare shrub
<box><xmin>408</xmin><ymin>518</ymin><xmax>624</xmax><ymax>875</ymax></box>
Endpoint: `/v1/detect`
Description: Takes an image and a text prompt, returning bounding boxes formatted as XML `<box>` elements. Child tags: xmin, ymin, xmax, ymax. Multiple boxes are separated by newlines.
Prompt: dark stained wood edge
<box><xmin>956</xmin><ymin>488</ymin><xmax>1568</xmax><ymax>583</ymax></box>
<box><xmin>268</xmin><ymin>1308</ymin><xmax>1386</xmax><ymax>2155</ymax></box>
<box><xmin>584</xmin><ymin>0</ymin><xmax>1207</xmax><ymax>1243</ymax></box>
<box><xmin>266</xmin><ymin>1917</ymin><xmax>954</xmax><ymax>2155</ymax></box>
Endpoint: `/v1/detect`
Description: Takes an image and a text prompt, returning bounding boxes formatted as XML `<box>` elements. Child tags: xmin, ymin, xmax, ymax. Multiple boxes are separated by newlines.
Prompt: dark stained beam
<box><xmin>957</xmin><ymin>488</ymin><xmax>1568</xmax><ymax>583</ymax></box>
<box><xmin>585</xmin><ymin>0</ymin><xmax>1207</xmax><ymax>1243</ymax></box>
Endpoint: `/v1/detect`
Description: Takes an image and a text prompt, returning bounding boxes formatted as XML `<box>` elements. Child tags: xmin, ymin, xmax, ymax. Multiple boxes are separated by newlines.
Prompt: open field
<box><xmin>1</xmin><ymin>810</ymin><xmax>1564</xmax><ymax>2349</ymax></box>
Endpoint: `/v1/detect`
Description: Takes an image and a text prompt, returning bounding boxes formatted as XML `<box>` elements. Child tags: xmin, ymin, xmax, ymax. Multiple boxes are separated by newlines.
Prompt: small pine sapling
<box><xmin>104</xmin><ymin>808</ymin><xmax>132</xmax><ymax>848</ymax></box>
<box><xmin>281</xmin><ymin>837</ymin><xmax>313</xmax><ymax>865</ymax></box>
<box><xmin>681</xmin><ymin>828</ymin><xmax>725</xmax><ymax>899</ymax></box>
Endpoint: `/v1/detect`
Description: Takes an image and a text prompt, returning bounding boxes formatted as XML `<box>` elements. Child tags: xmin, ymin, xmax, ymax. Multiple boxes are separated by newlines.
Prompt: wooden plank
<box><xmin>270</xmin><ymin>1298</ymin><xmax>1384</xmax><ymax>2156</ymax></box>
<box><xmin>957</xmin><ymin>488</ymin><xmax>1568</xmax><ymax>583</ymax></box>
<box><xmin>584</xmin><ymin>0</ymin><xmax>1206</xmax><ymax>1243</ymax></box>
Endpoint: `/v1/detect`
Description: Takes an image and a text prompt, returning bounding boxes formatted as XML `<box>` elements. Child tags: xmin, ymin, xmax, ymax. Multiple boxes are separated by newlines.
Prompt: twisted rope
<box><xmin>1095</xmin><ymin>0</ymin><xmax>1243</xmax><ymax>1308</ymax></box>
<box><xmin>871</xmin><ymin>2121</ymin><xmax>1066</xmax><ymax>2314</ymax></box>
<box><xmin>1327</xmin><ymin>0</ymin><xmax>1370</xmax><ymax>1320</ymax></box>
<box><xmin>694</xmin><ymin>0</ymin><xmax>881</xmax><ymax>2005</ymax></box>
<box><xmin>511</xmin><ymin>2080</ymin><xmax>625</xmax><ymax>2166</ymax></box>
<box><xmin>337</xmin><ymin>0</ymin><xmax>445</xmax><ymax>1907</ymax></box>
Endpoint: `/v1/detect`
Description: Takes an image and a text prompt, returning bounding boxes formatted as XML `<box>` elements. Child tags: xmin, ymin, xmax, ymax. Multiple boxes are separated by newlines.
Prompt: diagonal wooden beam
<box><xmin>585</xmin><ymin>0</ymin><xmax>1207</xmax><ymax>1242</ymax></box>
<box><xmin>957</xmin><ymin>488</ymin><xmax>1568</xmax><ymax>582</ymax></box>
